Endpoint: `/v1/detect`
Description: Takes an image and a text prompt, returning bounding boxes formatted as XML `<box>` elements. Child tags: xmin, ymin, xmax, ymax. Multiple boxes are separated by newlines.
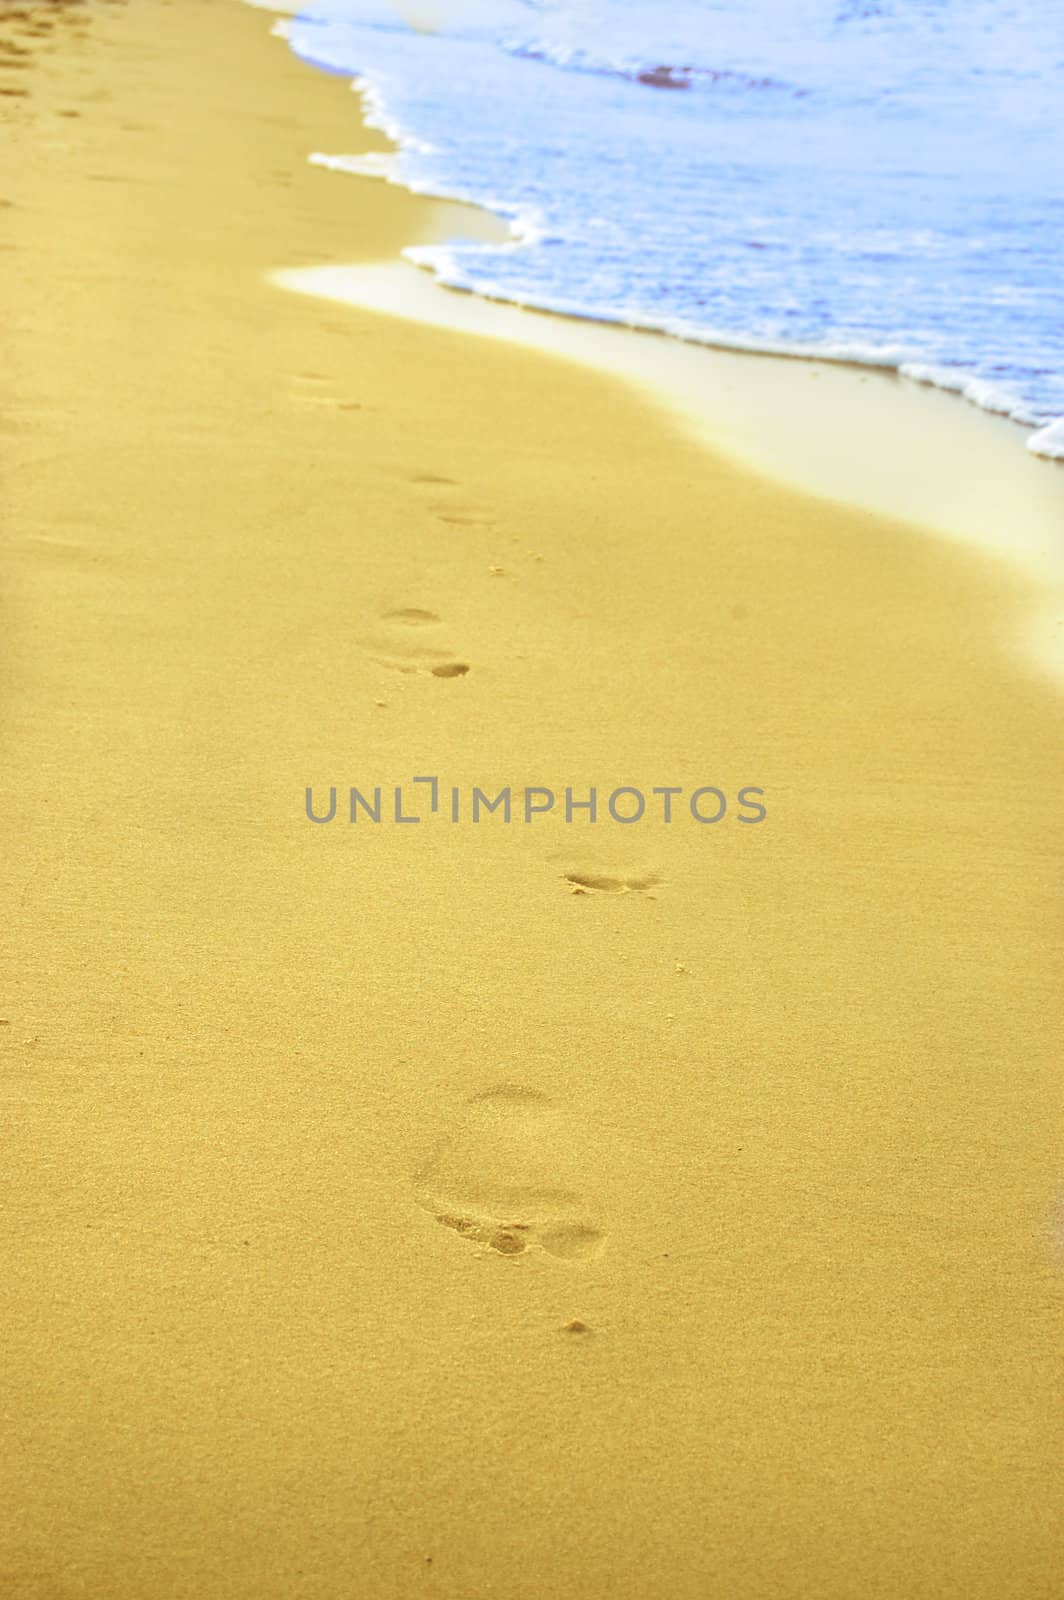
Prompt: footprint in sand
<box><xmin>382</xmin><ymin>606</ymin><xmax>442</xmax><ymax>627</ymax></box>
<box><xmin>423</xmin><ymin>491</ymin><xmax>495</xmax><ymax>528</ymax></box>
<box><xmin>402</xmin><ymin>469</ymin><xmax>496</xmax><ymax>526</ymax></box>
<box><xmin>432</xmin><ymin>506</ymin><xmax>496</xmax><ymax>528</ymax></box>
<box><xmin>360</xmin><ymin>606</ymin><xmax>471</xmax><ymax>678</ymax></box>
<box><xmin>288</xmin><ymin>372</ymin><xmax>363</xmax><ymax>411</ymax></box>
<box><xmin>414</xmin><ymin>1085</ymin><xmax>606</xmax><ymax>1261</ymax></box>
<box><xmin>563</xmin><ymin>869</ymin><xmax>662</xmax><ymax>896</ymax></box>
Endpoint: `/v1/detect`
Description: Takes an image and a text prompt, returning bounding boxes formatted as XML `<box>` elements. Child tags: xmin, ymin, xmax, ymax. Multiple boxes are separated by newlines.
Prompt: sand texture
<box><xmin>2</xmin><ymin>3</ymin><xmax>1062</xmax><ymax>1597</ymax></box>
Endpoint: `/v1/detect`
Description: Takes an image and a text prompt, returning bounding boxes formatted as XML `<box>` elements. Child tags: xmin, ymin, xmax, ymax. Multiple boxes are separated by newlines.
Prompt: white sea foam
<box><xmin>1029</xmin><ymin>419</ymin><xmax>1064</xmax><ymax>462</ymax></box>
<box><xmin>309</xmin><ymin>149</ymin><xmax>403</xmax><ymax>181</ymax></box>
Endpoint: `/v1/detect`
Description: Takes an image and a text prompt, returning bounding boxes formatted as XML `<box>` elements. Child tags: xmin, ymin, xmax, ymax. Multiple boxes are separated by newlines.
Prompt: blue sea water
<box><xmin>267</xmin><ymin>0</ymin><xmax>1064</xmax><ymax>458</ymax></box>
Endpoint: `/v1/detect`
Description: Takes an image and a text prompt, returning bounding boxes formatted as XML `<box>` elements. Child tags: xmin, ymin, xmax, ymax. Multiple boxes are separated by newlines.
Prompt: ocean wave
<box><xmin>269</xmin><ymin>0</ymin><xmax>1064</xmax><ymax>462</ymax></box>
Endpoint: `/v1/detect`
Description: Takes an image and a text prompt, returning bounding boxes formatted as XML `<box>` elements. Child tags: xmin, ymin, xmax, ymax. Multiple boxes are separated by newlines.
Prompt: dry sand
<box><xmin>2</xmin><ymin>2</ymin><xmax>1062</xmax><ymax>1597</ymax></box>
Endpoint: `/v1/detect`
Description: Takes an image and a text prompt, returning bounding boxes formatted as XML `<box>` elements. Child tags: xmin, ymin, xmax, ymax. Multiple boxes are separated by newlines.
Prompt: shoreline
<box><xmin>253</xmin><ymin>3</ymin><xmax>1064</xmax><ymax>469</ymax></box>
<box><xmin>3</xmin><ymin>3</ymin><xmax>1063</xmax><ymax>1598</ymax></box>
<box><xmin>257</xmin><ymin>17</ymin><xmax>1064</xmax><ymax>684</ymax></box>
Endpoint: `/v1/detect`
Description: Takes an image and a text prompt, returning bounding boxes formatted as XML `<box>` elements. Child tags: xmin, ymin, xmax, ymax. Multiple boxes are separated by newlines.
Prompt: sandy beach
<box><xmin>2</xmin><ymin>2</ymin><xmax>1062</xmax><ymax>1597</ymax></box>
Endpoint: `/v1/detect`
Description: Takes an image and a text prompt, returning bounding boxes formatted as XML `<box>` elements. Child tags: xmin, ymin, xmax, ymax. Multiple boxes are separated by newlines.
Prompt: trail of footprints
<box><xmin>360</xmin><ymin>466</ymin><xmax>547</xmax><ymax>681</ymax></box>
<box><xmin>1</xmin><ymin>0</ymin><xmax>94</xmax><ymax>102</ymax></box>
<box><xmin>341</xmin><ymin>460</ymin><xmax>522</xmax><ymax>681</ymax></box>
<box><xmin>382</xmin><ymin>471</ymin><xmax>656</xmax><ymax>1272</ymax></box>
<box><xmin>414</xmin><ymin>1085</ymin><xmax>606</xmax><ymax>1262</ymax></box>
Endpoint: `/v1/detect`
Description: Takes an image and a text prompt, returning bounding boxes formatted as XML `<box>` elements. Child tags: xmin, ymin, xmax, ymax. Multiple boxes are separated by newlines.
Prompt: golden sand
<box><xmin>2</xmin><ymin>3</ymin><xmax>1062</xmax><ymax>1596</ymax></box>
